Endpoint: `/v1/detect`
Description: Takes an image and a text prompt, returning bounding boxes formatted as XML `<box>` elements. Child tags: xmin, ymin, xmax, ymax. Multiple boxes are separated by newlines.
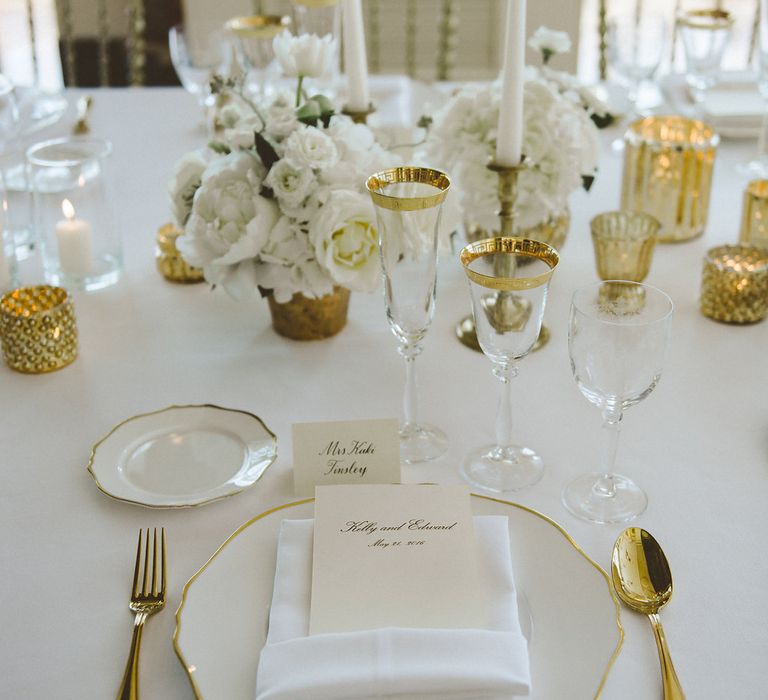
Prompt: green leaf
<box><xmin>254</xmin><ymin>131</ymin><xmax>279</xmax><ymax>171</ymax></box>
<box><xmin>208</xmin><ymin>141</ymin><xmax>231</xmax><ymax>155</ymax></box>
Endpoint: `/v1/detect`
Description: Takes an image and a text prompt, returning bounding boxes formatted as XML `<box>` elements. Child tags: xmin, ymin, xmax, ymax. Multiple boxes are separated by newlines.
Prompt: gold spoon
<box><xmin>612</xmin><ymin>528</ymin><xmax>685</xmax><ymax>700</ymax></box>
<box><xmin>72</xmin><ymin>95</ymin><xmax>93</xmax><ymax>134</ymax></box>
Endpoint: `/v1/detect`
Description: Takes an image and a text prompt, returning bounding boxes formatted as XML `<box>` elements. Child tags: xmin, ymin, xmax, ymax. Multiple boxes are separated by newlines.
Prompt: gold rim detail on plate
<box><xmin>86</xmin><ymin>404</ymin><xmax>278</xmax><ymax>509</ymax></box>
<box><xmin>366</xmin><ymin>166</ymin><xmax>450</xmax><ymax>211</ymax></box>
<box><xmin>172</xmin><ymin>494</ymin><xmax>623</xmax><ymax>699</ymax></box>
<box><xmin>460</xmin><ymin>237</ymin><xmax>560</xmax><ymax>291</ymax></box>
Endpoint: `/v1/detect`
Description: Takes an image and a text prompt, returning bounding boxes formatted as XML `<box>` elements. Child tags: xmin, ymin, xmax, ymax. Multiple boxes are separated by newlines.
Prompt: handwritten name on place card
<box><xmin>309</xmin><ymin>484</ymin><xmax>486</xmax><ymax>635</ymax></box>
<box><xmin>292</xmin><ymin>419</ymin><xmax>400</xmax><ymax>496</ymax></box>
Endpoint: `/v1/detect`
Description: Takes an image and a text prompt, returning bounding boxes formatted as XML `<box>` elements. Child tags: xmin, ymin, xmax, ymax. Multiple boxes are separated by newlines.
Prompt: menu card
<box><xmin>309</xmin><ymin>484</ymin><xmax>487</xmax><ymax>635</ymax></box>
<box><xmin>292</xmin><ymin>419</ymin><xmax>400</xmax><ymax>496</ymax></box>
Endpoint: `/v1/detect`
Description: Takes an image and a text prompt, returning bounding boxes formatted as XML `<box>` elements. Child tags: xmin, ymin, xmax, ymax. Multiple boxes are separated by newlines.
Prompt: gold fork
<box><xmin>116</xmin><ymin>528</ymin><xmax>166</xmax><ymax>700</ymax></box>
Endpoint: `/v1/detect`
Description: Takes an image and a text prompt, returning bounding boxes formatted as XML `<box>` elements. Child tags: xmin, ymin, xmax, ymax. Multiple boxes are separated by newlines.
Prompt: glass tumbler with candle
<box><xmin>0</xmin><ymin>182</ymin><xmax>19</xmax><ymax>293</ymax></box>
<box><xmin>27</xmin><ymin>137</ymin><xmax>122</xmax><ymax>291</ymax></box>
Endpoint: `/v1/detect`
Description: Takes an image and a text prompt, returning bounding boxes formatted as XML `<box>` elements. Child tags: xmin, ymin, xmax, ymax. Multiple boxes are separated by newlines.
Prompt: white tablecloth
<box><xmin>2</xmin><ymin>80</ymin><xmax>767</xmax><ymax>699</ymax></box>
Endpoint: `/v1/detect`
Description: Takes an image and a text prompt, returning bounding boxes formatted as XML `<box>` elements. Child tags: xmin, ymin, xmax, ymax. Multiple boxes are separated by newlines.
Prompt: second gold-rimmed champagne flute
<box><xmin>459</xmin><ymin>238</ymin><xmax>559</xmax><ymax>492</ymax></box>
<box><xmin>562</xmin><ymin>281</ymin><xmax>673</xmax><ymax>524</ymax></box>
<box><xmin>367</xmin><ymin>167</ymin><xmax>450</xmax><ymax>463</ymax></box>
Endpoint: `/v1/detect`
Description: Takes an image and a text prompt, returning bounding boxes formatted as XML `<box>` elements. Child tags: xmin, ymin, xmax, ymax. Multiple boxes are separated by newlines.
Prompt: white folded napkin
<box><xmin>255</xmin><ymin>516</ymin><xmax>530</xmax><ymax>700</ymax></box>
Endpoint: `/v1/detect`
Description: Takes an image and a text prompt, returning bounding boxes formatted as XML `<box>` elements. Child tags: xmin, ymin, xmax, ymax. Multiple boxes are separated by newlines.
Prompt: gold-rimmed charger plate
<box><xmin>174</xmin><ymin>495</ymin><xmax>623</xmax><ymax>698</ymax></box>
<box><xmin>87</xmin><ymin>404</ymin><xmax>277</xmax><ymax>508</ymax></box>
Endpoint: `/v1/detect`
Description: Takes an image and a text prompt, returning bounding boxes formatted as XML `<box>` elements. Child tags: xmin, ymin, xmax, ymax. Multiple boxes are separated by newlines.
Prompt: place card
<box><xmin>309</xmin><ymin>484</ymin><xmax>487</xmax><ymax>635</ymax></box>
<box><xmin>292</xmin><ymin>419</ymin><xmax>400</xmax><ymax>496</ymax></box>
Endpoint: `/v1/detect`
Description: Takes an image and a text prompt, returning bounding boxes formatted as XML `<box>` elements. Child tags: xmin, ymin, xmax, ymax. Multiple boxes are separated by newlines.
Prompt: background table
<box><xmin>2</xmin><ymin>81</ymin><xmax>767</xmax><ymax>699</ymax></box>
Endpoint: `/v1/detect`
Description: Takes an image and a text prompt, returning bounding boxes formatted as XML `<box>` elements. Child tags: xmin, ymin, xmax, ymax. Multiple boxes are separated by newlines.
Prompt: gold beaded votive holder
<box><xmin>700</xmin><ymin>245</ymin><xmax>768</xmax><ymax>324</ymax></box>
<box><xmin>0</xmin><ymin>285</ymin><xmax>78</xmax><ymax>373</ymax></box>
<box><xmin>156</xmin><ymin>224</ymin><xmax>204</xmax><ymax>283</ymax></box>
<box><xmin>739</xmin><ymin>180</ymin><xmax>768</xmax><ymax>250</ymax></box>
<box><xmin>621</xmin><ymin>116</ymin><xmax>719</xmax><ymax>243</ymax></box>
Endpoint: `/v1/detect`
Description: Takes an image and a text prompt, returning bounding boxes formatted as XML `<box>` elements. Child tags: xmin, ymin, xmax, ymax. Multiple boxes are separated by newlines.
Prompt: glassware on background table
<box><xmin>739</xmin><ymin>179</ymin><xmax>768</xmax><ymax>249</ymax></box>
<box><xmin>458</xmin><ymin>238</ymin><xmax>559</xmax><ymax>492</ymax></box>
<box><xmin>291</xmin><ymin>0</ymin><xmax>341</xmax><ymax>95</ymax></box>
<box><xmin>621</xmin><ymin>115</ymin><xmax>719</xmax><ymax>242</ymax></box>
<box><xmin>0</xmin><ymin>285</ymin><xmax>78</xmax><ymax>373</ymax></box>
<box><xmin>562</xmin><ymin>281</ymin><xmax>673</xmax><ymax>524</ymax></box>
<box><xmin>0</xmin><ymin>184</ymin><xmax>19</xmax><ymax>293</ymax></box>
<box><xmin>366</xmin><ymin>166</ymin><xmax>450</xmax><ymax>463</ymax></box>
<box><xmin>169</xmin><ymin>24</ymin><xmax>226</xmax><ymax>111</ymax></box>
<box><xmin>738</xmin><ymin>0</ymin><xmax>768</xmax><ymax>177</ymax></box>
<box><xmin>607</xmin><ymin>7</ymin><xmax>667</xmax><ymax>115</ymax></box>
<box><xmin>591</xmin><ymin>210</ymin><xmax>659</xmax><ymax>282</ymax></box>
<box><xmin>27</xmin><ymin>137</ymin><xmax>122</xmax><ymax>291</ymax></box>
<box><xmin>678</xmin><ymin>9</ymin><xmax>734</xmax><ymax>104</ymax></box>
<box><xmin>225</xmin><ymin>15</ymin><xmax>291</xmax><ymax>98</ymax></box>
<box><xmin>0</xmin><ymin>73</ymin><xmax>34</xmax><ymax>260</ymax></box>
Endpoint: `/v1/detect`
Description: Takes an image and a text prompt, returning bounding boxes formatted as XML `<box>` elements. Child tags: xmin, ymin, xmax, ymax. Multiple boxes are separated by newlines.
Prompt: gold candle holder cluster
<box><xmin>0</xmin><ymin>285</ymin><xmax>78</xmax><ymax>373</ymax></box>
<box><xmin>700</xmin><ymin>245</ymin><xmax>768</xmax><ymax>324</ymax></box>
<box><xmin>155</xmin><ymin>224</ymin><xmax>204</xmax><ymax>283</ymax></box>
<box><xmin>621</xmin><ymin>116</ymin><xmax>719</xmax><ymax>243</ymax></box>
<box><xmin>739</xmin><ymin>180</ymin><xmax>768</xmax><ymax>250</ymax></box>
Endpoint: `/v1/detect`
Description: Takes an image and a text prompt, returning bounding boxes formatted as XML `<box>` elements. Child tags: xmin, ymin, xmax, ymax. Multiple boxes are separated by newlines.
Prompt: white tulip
<box><xmin>272</xmin><ymin>31</ymin><xmax>336</xmax><ymax>79</ymax></box>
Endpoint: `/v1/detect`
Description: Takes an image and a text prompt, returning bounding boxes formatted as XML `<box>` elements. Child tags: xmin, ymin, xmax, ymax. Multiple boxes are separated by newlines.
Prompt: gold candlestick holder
<box><xmin>341</xmin><ymin>102</ymin><xmax>375</xmax><ymax>124</ymax></box>
<box><xmin>456</xmin><ymin>158</ymin><xmax>551</xmax><ymax>352</ymax></box>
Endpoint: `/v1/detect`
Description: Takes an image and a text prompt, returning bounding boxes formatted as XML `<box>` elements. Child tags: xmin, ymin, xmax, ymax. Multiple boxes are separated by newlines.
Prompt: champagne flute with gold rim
<box><xmin>367</xmin><ymin>166</ymin><xmax>451</xmax><ymax>463</ymax></box>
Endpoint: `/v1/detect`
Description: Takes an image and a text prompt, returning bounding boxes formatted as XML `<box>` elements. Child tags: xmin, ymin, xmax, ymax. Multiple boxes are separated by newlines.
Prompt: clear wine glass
<box><xmin>738</xmin><ymin>0</ymin><xmax>768</xmax><ymax>177</ymax></box>
<box><xmin>678</xmin><ymin>9</ymin><xmax>734</xmax><ymax>104</ymax></box>
<box><xmin>562</xmin><ymin>281</ymin><xmax>673</xmax><ymax>524</ymax></box>
<box><xmin>607</xmin><ymin>9</ymin><xmax>666</xmax><ymax>115</ymax></box>
<box><xmin>367</xmin><ymin>167</ymin><xmax>451</xmax><ymax>464</ymax></box>
<box><xmin>169</xmin><ymin>24</ymin><xmax>225</xmax><ymax>110</ymax></box>
<box><xmin>459</xmin><ymin>238</ymin><xmax>559</xmax><ymax>492</ymax></box>
<box><xmin>225</xmin><ymin>15</ymin><xmax>290</xmax><ymax>98</ymax></box>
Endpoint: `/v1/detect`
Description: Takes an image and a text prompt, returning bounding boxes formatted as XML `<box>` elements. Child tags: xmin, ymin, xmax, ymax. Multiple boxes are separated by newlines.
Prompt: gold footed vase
<box><xmin>267</xmin><ymin>286</ymin><xmax>350</xmax><ymax>340</ymax></box>
<box><xmin>456</xmin><ymin>209</ymin><xmax>570</xmax><ymax>352</ymax></box>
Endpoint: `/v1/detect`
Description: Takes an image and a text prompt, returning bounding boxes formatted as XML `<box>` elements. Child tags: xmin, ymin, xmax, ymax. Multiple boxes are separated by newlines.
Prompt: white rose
<box><xmin>257</xmin><ymin>258</ymin><xmax>335</xmax><ymax>303</ymax></box>
<box><xmin>272</xmin><ymin>31</ymin><xmax>336</xmax><ymax>79</ymax></box>
<box><xmin>309</xmin><ymin>190</ymin><xmax>380</xmax><ymax>293</ymax></box>
<box><xmin>176</xmin><ymin>152</ymin><xmax>279</xmax><ymax>299</ymax></box>
<box><xmin>528</xmin><ymin>26</ymin><xmax>572</xmax><ymax>58</ymax></box>
<box><xmin>223</xmin><ymin>113</ymin><xmax>262</xmax><ymax>151</ymax></box>
<box><xmin>168</xmin><ymin>150</ymin><xmax>208</xmax><ymax>227</ymax></box>
<box><xmin>283</xmin><ymin>124</ymin><xmax>339</xmax><ymax>171</ymax></box>
<box><xmin>266</xmin><ymin>91</ymin><xmax>300</xmax><ymax>140</ymax></box>
<box><xmin>265</xmin><ymin>159</ymin><xmax>317</xmax><ymax>210</ymax></box>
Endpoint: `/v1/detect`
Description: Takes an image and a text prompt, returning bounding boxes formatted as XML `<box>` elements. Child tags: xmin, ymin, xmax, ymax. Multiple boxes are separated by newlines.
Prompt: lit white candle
<box><xmin>496</xmin><ymin>0</ymin><xmax>526</xmax><ymax>166</ymax></box>
<box><xmin>342</xmin><ymin>0</ymin><xmax>370</xmax><ymax>112</ymax></box>
<box><xmin>56</xmin><ymin>198</ymin><xmax>92</xmax><ymax>276</ymax></box>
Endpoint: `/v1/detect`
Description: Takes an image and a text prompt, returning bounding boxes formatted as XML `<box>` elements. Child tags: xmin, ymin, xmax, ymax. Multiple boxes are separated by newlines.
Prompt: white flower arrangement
<box><xmin>421</xmin><ymin>28</ymin><xmax>604</xmax><ymax>233</ymax></box>
<box><xmin>168</xmin><ymin>32</ymin><xmax>397</xmax><ymax>303</ymax></box>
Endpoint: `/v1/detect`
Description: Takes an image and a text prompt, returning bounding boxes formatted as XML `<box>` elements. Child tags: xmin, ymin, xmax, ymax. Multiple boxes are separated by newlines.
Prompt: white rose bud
<box><xmin>283</xmin><ymin>124</ymin><xmax>339</xmax><ymax>171</ymax></box>
<box><xmin>528</xmin><ymin>26</ymin><xmax>572</xmax><ymax>64</ymax></box>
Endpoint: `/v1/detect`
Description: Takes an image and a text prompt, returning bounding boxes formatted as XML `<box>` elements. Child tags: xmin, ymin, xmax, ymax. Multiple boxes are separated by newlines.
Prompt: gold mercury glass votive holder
<box><xmin>0</xmin><ymin>285</ymin><xmax>78</xmax><ymax>373</ymax></box>
<box><xmin>621</xmin><ymin>115</ymin><xmax>719</xmax><ymax>243</ymax></box>
<box><xmin>156</xmin><ymin>223</ymin><xmax>204</xmax><ymax>283</ymax></box>
<box><xmin>700</xmin><ymin>245</ymin><xmax>768</xmax><ymax>324</ymax></box>
<box><xmin>591</xmin><ymin>210</ymin><xmax>660</xmax><ymax>281</ymax></box>
<box><xmin>739</xmin><ymin>180</ymin><xmax>768</xmax><ymax>250</ymax></box>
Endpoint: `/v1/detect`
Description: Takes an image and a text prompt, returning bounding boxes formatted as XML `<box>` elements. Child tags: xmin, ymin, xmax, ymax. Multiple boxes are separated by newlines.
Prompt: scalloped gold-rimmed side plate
<box><xmin>174</xmin><ymin>495</ymin><xmax>623</xmax><ymax>698</ymax></box>
<box><xmin>87</xmin><ymin>404</ymin><xmax>277</xmax><ymax>508</ymax></box>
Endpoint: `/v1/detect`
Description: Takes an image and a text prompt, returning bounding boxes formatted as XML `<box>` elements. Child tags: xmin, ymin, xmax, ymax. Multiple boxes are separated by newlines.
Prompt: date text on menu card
<box><xmin>309</xmin><ymin>484</ymin><xmax>487</xmax><ymax>635</ymax></box>
<box><xmin>292</xmin><ymin>419</ymin><xmax>400</xmax><ymax>496</ymax></box>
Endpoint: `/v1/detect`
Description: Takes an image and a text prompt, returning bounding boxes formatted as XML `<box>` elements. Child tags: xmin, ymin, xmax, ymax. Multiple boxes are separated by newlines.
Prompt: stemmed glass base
<box><xmin>561</xmin><ymin>472</ymin><xmax>648</xmax><ymax>524</ymax></box>
<box><xmin>400</xmin><ymin>423</ymin><xmax>448</xmax><ymax>464</ymax></box>
<box><xmin>460</xmin><ymin>444</ymin><xmax>543</xmax><ymax>493</ymax></box>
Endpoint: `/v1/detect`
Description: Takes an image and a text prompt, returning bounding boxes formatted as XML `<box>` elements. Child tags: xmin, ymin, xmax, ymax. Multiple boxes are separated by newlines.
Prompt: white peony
<box><xmin>283</xmin><ymin>124</ymin><xmax>339</xmax><ymax>171</ymax></box>
<box><xmin>176</xmin><ymin>152</ymin><xmax>279</xmax><ymax>299</ymax></box>
<box><xmin>168</xmin><ymin>150</ymin><xmax>208</xmax><ymax>227</ymax></box>
<box><xmin>272</xmin><ymin>31</ymin><xmax>336</xmax><ymax>79</ymax></box>
<box><xmin>528</xmin><ymin>26</ymin><xmax>572</xmax><ymax>60</ymax></box>
<box><xmin>309</xmin><ymin>190</ymin><xmax>380</xmax><ymax>293</ymax></box>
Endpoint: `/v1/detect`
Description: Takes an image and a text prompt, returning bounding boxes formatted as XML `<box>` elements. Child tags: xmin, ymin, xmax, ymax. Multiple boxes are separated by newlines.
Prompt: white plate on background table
<box><xmin>174</xmin><ymin>495</ymin><xmax>623</xmax><ymax>699</ymax></box>
<box><xmin>87</xmin><ymin>404</ymin><xmax>277</xmax><ymax>508</ymax></box>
